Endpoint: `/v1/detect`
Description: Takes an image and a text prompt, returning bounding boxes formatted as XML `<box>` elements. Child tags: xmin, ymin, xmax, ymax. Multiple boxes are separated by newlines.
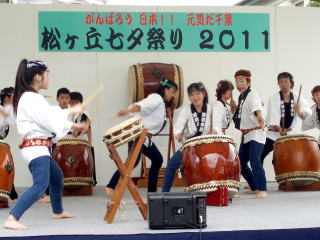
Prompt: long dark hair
<box><xmin>156</xmin><ymin>78</ymin><xmax>178</xmax><ymax>98</ymax></box>
<box><xmin>13</xmin><ymin>59</ymin><xmax>48</xmax><ymax>114</ymax></box>
<box><xmin>0</xmin><ymin>87</ymin><xmax>14</xmax><ymax>106</ymax></box>
<box><xmin>187</xmin><ymin>82</ymin><xmax>208</xmax><ymax>104</ymax></box>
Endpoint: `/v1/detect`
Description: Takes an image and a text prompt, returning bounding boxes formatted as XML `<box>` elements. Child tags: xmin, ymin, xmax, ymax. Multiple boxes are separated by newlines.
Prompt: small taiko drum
<box><xmin>128</xmin><ymin>63</ymin><xmax>184</xmax><ymax>109</ymax></box>
<box><xmin>52</xmin><ymin>137</ymin><xmax>93</xmax><ymax>187</ymax></box>
<box><xmin>273</xmin><ymin>134</ymin><xmax>320</xmax><ymax>187</ymax></box>
<box><xmin>103</xmin><ymin>115</ymin><xmax>144</xmax><ymax>147</ymax></box>
<box><xmin>181</xmin><ymin>135</ymin><xmax>241</xmax><ymax>194</ymax></box>
<box><xmin>0</xmin><ymin>140</ymin><xmax>14</xmax><ymax>200</ymax></box>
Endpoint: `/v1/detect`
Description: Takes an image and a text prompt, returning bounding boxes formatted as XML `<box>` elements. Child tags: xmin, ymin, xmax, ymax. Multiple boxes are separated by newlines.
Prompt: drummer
<box><xmin>232</xmin><ymin>69</ymin><xmax>267</xmax><ymax>199</ymax></box>
<box><xmin>296</xmin><ymin>85</ymin><xmax>320</xmax><ymax>148</ymax></box>
<box><xmin>211</xmin><ymin>80</ymin><xmax>237</xmax><ymax>135</ymax></box>
<box><xmin>0</xmin><ymin>87</ymin><xmax>19</xmax><ymax>204</ymax></box>
<box><xmin>162</xmin><ymin>82</ymin><xmax>211</xmax><ymax>192</ymax></box>
<box><xmin>38</xmin><ymin>87</ymin><xmax>72</xmax><ymax>204</ymax></box>
<box><xmin>69</xmin><ymin>91</ymin><xmax>97</xmax><ymax>186</ymax></box>
<box><xmin>261</xmin><ymin>72</ymin><xmax>310</xmax><ymax>165</ymax></box>
<box><xmin>106</xmin><ymin>78</ymin><xmax>178</xmax><ymax>197</ymax></box>
<box><xmin>4</xmin><ymin>59</ymin><xmax>87</xmax><ymax>230</ymax></box>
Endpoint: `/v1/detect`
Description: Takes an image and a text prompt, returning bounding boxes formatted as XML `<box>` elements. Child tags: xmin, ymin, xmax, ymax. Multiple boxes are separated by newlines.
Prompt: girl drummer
<box><xmin>162</xmin><ymin>82</ymin><xmax>211</xmax><ymax>192</ymax></box>
<box><xmin>0</xmin><ymin>87</ymin><xmax>19</xmax><ymax>204</ymax></box>
<box><xmin>296</xmin><ymin>85</ymin><xmax>320</xmax><ymax>148</ymax></box>
<box><xmin>211</xmin><ymin>80</ymin><xmax>236</xmax><ymax>135</ymax></box>
<box><xmin>4</xmin><ymin>59</ymin><xmax>88</xmax><ymax>230</ymax></box>
<box><xmin>232</xmin><ymin>69</ymin><xmax>267</xmax><ymax>199</ymax></box>
<box><xmin>106</xmin><ymin>78</ymin><xmax>178</xmax><ymax>197</ymax></box>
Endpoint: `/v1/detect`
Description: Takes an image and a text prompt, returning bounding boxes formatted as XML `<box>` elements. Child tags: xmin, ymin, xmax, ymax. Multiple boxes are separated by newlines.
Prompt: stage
<box><xmin>1</xmin><ymin>182</ymin><xmax>320</xmax><ymax>240</ymax></box>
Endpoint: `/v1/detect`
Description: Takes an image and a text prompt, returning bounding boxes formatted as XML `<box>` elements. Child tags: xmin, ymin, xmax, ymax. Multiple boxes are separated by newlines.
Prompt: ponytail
<box><xmin>12</xmin><ymin>59</ymin><xmax>48</xmax><ymax>114</ymax></box>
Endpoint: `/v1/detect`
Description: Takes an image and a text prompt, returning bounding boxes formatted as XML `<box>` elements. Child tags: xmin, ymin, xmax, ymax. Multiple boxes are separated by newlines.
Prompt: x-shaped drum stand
<box><xmin>104</xmin><ymin>128</ymin><xmax>148</xmax><ymax>223</ymax></box>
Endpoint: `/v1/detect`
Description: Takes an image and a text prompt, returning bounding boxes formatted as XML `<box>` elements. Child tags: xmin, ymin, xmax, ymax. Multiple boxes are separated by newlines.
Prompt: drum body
<box><xmin>103</xmin><ymin>115</ymin><xmax>144</xmax><ymax>147</ymax></box>
<box><xmin>53</xmin><ymin>137</ymin><xmax>93</xmax><ymax>187</ymax></box>
<box><xmin>181</xmin><ymin>135</ymin><xmax>241</xmax><ymax>194</ymax></box>
<box><xmin>273</xmin><ymin>134</ymin><xmax>320</xmax><ymax>186</ymax></box>
<box><xmin>0</xmin><ymin>140</ymin><xmax>14</xmax><ymax>200</ymax></box>
<box><xmin>128</xmin><ymin>63</ymin><xmax>184</xmax><ymax>109</ymax></box>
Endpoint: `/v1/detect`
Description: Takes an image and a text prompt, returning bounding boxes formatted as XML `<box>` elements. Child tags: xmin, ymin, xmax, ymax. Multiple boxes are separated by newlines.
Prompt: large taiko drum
<box><xmin>181</xmin><ymin>135</ymin><xmax>241</xmax><ymax>194</ymax></box>
<box><xmin>128</xmin><ymin>63</ymin><xmax>184</xmax><ymax>109</ymax></box>
<box><xmin>103</xmin><ymin>115</ymin><xmax>144</xmax><ymax>147</ymax></box>
<box><xmin>52</xmin><ymin>137</ymin><xmax>93</xmax><ymax>187</ymax></box>
<box><xmin>0</xmin><ymin>140</ymin><xmax>14</xmax><ymax>200</ymax></box>
<box><xmin>273</xmin><ymin>134</ymin><xmax>320</xmax><ymax>187</ymax></box>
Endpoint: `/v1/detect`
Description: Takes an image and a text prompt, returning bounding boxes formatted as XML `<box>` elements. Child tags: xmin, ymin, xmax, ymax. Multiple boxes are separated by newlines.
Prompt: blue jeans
<box><xmin>10</xmin><ymin>156</ymin><xmax>64</xmax><ymax>220</ymax></box>
<box><xmin>162</xmin><ymin>150</ymin><xmax>183</xmax><ymax>192</ymax></box>
<box><xmin>239</xmin><ymin>140</ymin><xmax>267</xmax><ymax>191</ymax></box>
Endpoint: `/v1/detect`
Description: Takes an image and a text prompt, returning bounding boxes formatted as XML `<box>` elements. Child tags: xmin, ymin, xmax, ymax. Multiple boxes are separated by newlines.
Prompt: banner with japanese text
<box><xmin>39</xmin><ymin>11</ymin><xmax>270</xmax><ymax>52</ymax></box>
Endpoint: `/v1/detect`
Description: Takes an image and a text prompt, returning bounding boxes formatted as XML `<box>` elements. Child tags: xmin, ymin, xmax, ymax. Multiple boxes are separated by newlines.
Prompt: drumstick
<box><xmin>294</xmin><ymin>84</ymin><xmax>303</xmax><ymax>121</ymax></box>
<box><xmin>83</xmin><ymin>85</ymin><xmax>104</xmax><ymax>108</ymax></box>
<box><xmin>181</xmin><ymin>120</ymin><xmax>188</xmax><ymax>135</ymax></box>
<box><xmin>178</xmin><ymin>120</ymin><xmax>188</xmax><ymax>143</ymax></box>
<box><xmin>210</xmin><ymin>102</ymin><xmax>213</xmax><ymax>131</ymax></box>
<box><xmin>43</xmin><ymin>95</ymin><xmax>52</xmax><ymax>98</ymax></box>
<box><xmin>297</xmin><ymin>84</ymin><xmax>302</xmax><ymax>105</ymax></box>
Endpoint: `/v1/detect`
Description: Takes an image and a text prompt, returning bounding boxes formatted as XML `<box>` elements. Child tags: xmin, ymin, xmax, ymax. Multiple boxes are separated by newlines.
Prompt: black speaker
<box><xmin>148</xmin><ymin>192</ymin><xmax>207</xmax><ymax>229</ymax></box>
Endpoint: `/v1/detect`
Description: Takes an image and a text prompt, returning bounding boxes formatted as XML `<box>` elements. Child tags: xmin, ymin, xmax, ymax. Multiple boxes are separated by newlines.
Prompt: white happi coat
<box><xmin>0</xmin><ymin>104</ymin><xmax>15</xmax><ymax>138</ymax></box>
<box><xmin>211</xmin><ymin>100</ymin><xmax>232</xmax><ymax>135</ymax></box>
<box><xmin>174</xmin><ymin>103</ymin><xmax>211</xmax><ymax>141</ymax></box>
<box><xmin>235</xmin><ymin>89</ymin><xmax>266</xmax><ymax>144</ymax></box>
<box><xmin>17</xmin><ymin>92</ymin><xmax>73</xmax><ymax>162</ymax></box>
<box><xmin>266</xmin><ymin>91</ymin><xmax>311</xmax><ymax>141</ymax></box>
<box><xmin>132</xmin><ymin>93</ymin><xmax>167</xmax><ymax>135</ymax></box>
<box><xmin>302</xmin><ymin>105</ymin><xmax>320</xmax><ymax>143</ymax></box>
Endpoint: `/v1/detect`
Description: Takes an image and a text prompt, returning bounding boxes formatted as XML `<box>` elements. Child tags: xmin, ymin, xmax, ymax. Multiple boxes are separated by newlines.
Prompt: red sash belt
<box><xmin>19</xmin><ymin>138</ymin><xmax>52</xmax><ymax>149</ymax></box>
<box><xmin>241</xmin><ymin>126</ymin><xmax>263</xmax><ymax>135</ymax></box>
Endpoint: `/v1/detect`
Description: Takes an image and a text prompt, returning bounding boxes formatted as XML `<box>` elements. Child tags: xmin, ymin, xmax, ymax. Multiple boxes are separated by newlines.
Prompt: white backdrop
<box><xmin>0</xmin><ymin>4</ymin><xmax>319</xmax><ymax>187</ymax></box>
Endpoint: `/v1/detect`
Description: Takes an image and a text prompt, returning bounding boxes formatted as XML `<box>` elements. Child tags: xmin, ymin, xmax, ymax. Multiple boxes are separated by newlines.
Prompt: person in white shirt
<box><xmin>0</xmin><ymin>87</ymin><xmax>19</xmax><ymax>204</ymax></box>
<box><xmin>261</xmin><ymin>72</ymin><xmax>310</xmax><ymax>166</ymax></box>
<box><xmin>0</xmin><ymin>87</ymin><xmax>16</xmax><ymax>139</ymax></box>
<box><xmin>106</xmin><ymin>78</ymin><xmax>178</xmax><ymax>198</ymax></box>
<box><xmin>211</xmin><ymin>80</ymin><xmax>236</xmax><ymax>135</ymax></box>
<box><xmin>4</xmin><ymin>59</ymin><xmax>88</xmax><ymax>230</ymax></box>
<box><xmin>69</xmin><ymin>91</ymin><xmax>97</xmax><ymax>186</ymax></box>
<box><xmin>296</xmin><ymin>85</ymin><xmax>320</xmax><ymax>148</ymax></box>
<box><xmin>162</xmin><ymin>82</ymin><xmax>210</xmax><ymax>192</ymax></box>
<box><xmin>38</xmin><ymin>87</ymin><xmax>72</xmax><ymax>204</ymax></box>
<box><xmin>232</xmin><ymin>69</ymin><xmax>267</xmax><ymax>199</ymax></box>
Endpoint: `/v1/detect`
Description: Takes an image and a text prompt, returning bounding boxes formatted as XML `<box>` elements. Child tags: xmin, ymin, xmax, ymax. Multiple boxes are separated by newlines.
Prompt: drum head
<box><xmin>103</xmin><ymin>115</ymin><xmax>142</xmax><ymax>137</ymax></box>
<box><xmin>182</xmin><ymin>134</ymin><xmax>235</xmax><ymax>150</ymax></box>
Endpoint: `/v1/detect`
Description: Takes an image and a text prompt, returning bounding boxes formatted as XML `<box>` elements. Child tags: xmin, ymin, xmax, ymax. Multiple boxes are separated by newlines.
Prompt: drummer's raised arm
<box><xmin>117</xmin><ymin>104</ymin><xmax>141</xmax><ymax>116</ymax></box>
